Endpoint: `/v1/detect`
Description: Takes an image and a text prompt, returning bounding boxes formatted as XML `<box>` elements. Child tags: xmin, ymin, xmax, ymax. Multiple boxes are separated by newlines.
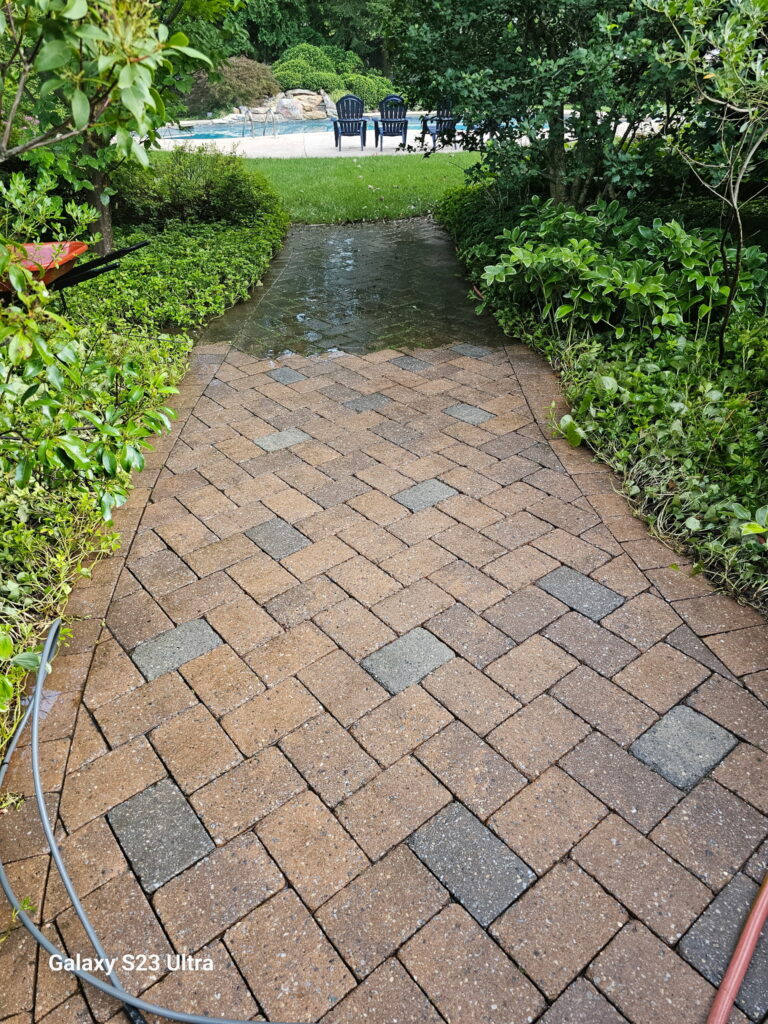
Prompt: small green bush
<box><xmin>321</xmin><ymin>45</ymin><xmax>364</xmax><ymax>76</ymax></box>
<box><xmin>312</xmin><ymin>71</ymin><xmax>346</xmax><ymax>94</ymax></box>
<box><xmin>272</xmin><ymin>58</ymin><xmax>314</xmax><ymax>91</ymax></box>
<box><xmin>112</xmin><ymin>146</ymin><xmax>287</xmax><ymax>229</ymax></box>
<box><xmin>185</xmin><ymin>56</ymin><xmax>279</xmax><ymax>116</ymax></box>
<box><xmin>278</xmin><ymin>43</ymin><xmax>336</xmax><ymax>72</ymax></box>
<box><xmin>272</xmin><ymin>59</ymin><xmax>346</xmax><ymax>93</ymax></box>
<box><xmin>345</xmin><ymin>73</ymin><xmax>398</xmax><ymax>109</ymax></box>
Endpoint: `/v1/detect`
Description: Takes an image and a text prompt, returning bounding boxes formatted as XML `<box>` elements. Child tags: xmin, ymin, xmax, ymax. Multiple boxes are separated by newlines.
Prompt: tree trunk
<box><xmin>547</xmin><ymin>103</ymin><xmax>566</xmax><ymax>204</ymax></box>
<box><xmin>87</xmin><ymin>171</ymin><xmax>113</xmax><ymax>256</ymax></box>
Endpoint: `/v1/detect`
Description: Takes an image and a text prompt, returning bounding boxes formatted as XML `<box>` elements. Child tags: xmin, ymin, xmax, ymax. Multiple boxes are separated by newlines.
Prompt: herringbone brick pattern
<box><xmin>2</xmin><ymin>338</ymin><xmax>766</xmax><ymax>1024</ymax></box>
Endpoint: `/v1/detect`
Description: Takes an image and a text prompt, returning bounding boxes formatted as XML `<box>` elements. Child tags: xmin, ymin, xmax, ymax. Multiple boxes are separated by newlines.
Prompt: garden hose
<box><xmin>706</xmin><ymin>871</ymin><xmax>768</xmax><ymax>1024</ymax></box>
<box><xmin>0</xmin><ymin>620</ymin><xmax>288</xmax><ymax>1024</ymax></box>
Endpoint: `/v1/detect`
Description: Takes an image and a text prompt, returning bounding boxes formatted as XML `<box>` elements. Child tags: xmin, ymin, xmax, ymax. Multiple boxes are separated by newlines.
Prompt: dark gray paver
<box><xmin>255</xmin><ymin>427</ymin><xmax>311</xmax><ymax>451</ymax></box>
<box><xmin>538</xmin><ymin>566</ymin><xmax>624</xmax><ymax>621</ymax></box>
<box><xmin>443</xmin><ymin>403</ymin><xmax>494</xmax><ymax>426</ymax></box>
<box><xmin>539</xmin><ymin>978</ymin><xmax>629</xmax><ymax>1023</ymax></box>
<box><xmin>361</xmin><ymin>628</ymin><xmax>454</xmax><ymax>694</ymax></box>
<box><xmin>246</xmin><ymin>517</ymin><xmax>310</xmax><ymax>559</ymax></box>
<box><xmin>408</xmin><ymin>802</ymin><xmax>535</xmax><ymax>926</ymax></box>
<box><xmin>452</xmin><ymin>343</ymin><xmax>493</xmax><ymax>358</ymax></box>
<box><xmin>391</xmin><ymin>355</ymin><xmax>433</xmax><ymax>374</ymax></box>
<box><xmin>631</xmin><ymin>706</ymin><xmax>736</xmax><ymax>790</ymax></box>
<box><xmin>666</xmin><ymin>624</ymin><xmax>737</xmax><ymax>681</ymax></box>
<box><xmin>267</xmin><ymin>367</ymin><xmax>306</xmax><ymax>384</ymax></box>
<box><xmin>344</xmin><ymin>393</ymin><xmax>392</xmax><ymax>412</ymax></box>
<box><xmin>108</xmin><ymin>778</ymin><xmax>213</xmax><ymax>892</ymax></box>
<box><xmin>393</xmin><ymin>479</ymin><xmax>458</xmax><ymax>511</ymax></box>
<box><xmin>679</xmin><ymin>873</ymin><xmax>768</xmax><ymax>1020</ymax></box>
<box><xmin>131</xmin><ymin>619</ymin><xmax>222</xmax><ymax>679</ymax></box>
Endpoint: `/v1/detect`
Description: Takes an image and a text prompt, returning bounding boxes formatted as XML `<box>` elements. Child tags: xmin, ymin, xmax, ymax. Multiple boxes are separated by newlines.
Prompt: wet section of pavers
<box><xmin>198</xmin><ymin>219</ymin><xmax>505</xmax><ymax>358</ymax></box>
<box><xmin>2</xmin><ymin>222</ymin><xmax>768</xmax><ymax>1024</ymax></box>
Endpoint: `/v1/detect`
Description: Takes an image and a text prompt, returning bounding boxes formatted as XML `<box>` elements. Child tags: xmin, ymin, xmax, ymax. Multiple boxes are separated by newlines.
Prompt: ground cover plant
<box><xmin>244</xmin><ymin>152</ymin><xmax>476</xmax><ymax>222</ymax></box>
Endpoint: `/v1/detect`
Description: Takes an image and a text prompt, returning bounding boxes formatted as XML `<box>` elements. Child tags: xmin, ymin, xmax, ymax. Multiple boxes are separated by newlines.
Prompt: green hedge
<box><xmin>66</xmin><ymin>220</ymin><xmax>287</xmax><ymax>333</ymax></box>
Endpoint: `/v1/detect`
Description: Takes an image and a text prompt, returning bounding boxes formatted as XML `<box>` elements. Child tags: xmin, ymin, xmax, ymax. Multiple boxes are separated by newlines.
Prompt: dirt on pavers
<box><xmin>2</xmin><ymin>255</ymin><xmax>768</xmax><ymax>1024</ymax></box>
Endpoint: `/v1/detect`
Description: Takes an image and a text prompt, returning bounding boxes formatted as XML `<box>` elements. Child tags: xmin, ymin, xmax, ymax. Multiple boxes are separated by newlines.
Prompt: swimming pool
<box><xmin>159</xmin><ymin>116</ymin><xmax>434</xmax><ymax>140</ymax></box>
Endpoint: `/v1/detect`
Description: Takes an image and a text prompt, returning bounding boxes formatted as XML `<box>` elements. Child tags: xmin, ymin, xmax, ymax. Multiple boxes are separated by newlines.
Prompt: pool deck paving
<box><xmin>157</xmin><ymin>126</ymin><xmax>435</xmax><ymax>159</ymax></box>
<box><xmin>2</xmin><ymin>229</ymin><xmax>768</xmax><ymax>1024</ymax></box>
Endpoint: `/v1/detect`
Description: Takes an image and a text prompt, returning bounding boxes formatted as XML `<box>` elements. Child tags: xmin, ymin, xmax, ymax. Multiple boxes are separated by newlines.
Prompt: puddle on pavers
<box><xmin>197</xmin><ymin>219</ymin><xmax>507</xmax><ymax>358</ymax></box>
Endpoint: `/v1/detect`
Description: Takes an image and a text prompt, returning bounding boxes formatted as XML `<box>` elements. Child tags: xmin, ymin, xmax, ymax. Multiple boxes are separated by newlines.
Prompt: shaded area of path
<box><xmin>199</xmin><ymin>220</ymin><xmax>504</xmax><ymax>357</ymax></box>
<box><xmin>2</xmin><ymin>222</ymin><xmax>768</xmax><ymax>1024</ymax></box>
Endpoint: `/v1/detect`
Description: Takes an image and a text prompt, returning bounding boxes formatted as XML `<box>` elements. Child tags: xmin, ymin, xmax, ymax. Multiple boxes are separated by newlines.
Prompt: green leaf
<box><xmin>742</xmin><ymin>522</ymin><xmax>768</xmax><ymax>536</ymax></box>
<box><xmin>731</xmin><ymin>503</ymin><xmax>752</xmax><ymax>520</ymax></box>
<box><xmin>36</xmin><ymin>41</ymin><xmax>71</xmax><ymax>72</ymax></box>
<box><xmin>11</xmin><ymin>652</ymin><xmax>40</xmax><ymax>671</ymax></box>
<box><xmin>554</xmin><ymin>304</ymin><xmax>573</xmax><ymax>319</ymax></box>
<box><xmin>14</xmin><ymin>457</ymin><xmax>33</xmax><ymax>488</ymax></box>
<box><xmin>0</xmin><ymin>633</ymin><xmax>13</xmax><ymax>661</ymax></box>
<box><xmin>685</xmin><ymin>516</ymin><xmax>702</xmax><ymax>532</ymax></box>
<box><xmin>71</xmin><ymin>88</ymin><xmax>90</xmax><ymax>130</ymax></box>
<box><xmin>171</xmin><ymin>45</ymin><xmax>212</xmax><ymax>64</ymax></box>
<box><xmin>62</xmin><ymin>0</ymin><xmax>88</xmax><ymax>18</ymax></box>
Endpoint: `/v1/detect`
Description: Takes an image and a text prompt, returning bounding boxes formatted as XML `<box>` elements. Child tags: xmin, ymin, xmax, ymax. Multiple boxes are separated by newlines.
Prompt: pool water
<box><xmin>159</xmin><ymin>116</ymin><xmax>437</xmax><ymax>140</ymax></box>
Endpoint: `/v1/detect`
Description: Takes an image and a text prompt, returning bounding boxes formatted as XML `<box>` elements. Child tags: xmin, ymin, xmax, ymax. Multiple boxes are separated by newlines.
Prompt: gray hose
<box><xmin>28</xmin><ymin>621</ymin><xmax>145</xmax><ymax>1024</ymax></box>
<box><xmin>0</xmin><ymin>620</ymin><xmax>287</xmax><ymax>1024</ymax></box>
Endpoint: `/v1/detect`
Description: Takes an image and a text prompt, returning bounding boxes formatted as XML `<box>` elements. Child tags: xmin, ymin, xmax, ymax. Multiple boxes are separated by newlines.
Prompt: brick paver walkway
<box><xmin>3</xmin><ymin>274</ymin><xmax>768</xmax><ymax>1023</ymax></box>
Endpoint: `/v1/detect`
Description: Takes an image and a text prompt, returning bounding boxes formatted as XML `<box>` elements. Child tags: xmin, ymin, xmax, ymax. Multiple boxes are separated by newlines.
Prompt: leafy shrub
<box><xmin>278</xmin><ymin>43</ymin><xmax>336</xmax><ymax>73</ymax></box>
<box><xmin>272</xmin><ymin>60</ymin><xmax>345</xmax><ymax>94</ymax></box>
<box><xmin>312</xmin><ymin>72</ymin><xmax>346</xmax><ymax>94</ymax></box>
<box><xmin>320</xmin><ymin>45</ymin><xmax>364</xmax><ymax>76</ymax></box>
<box><xmin>437</xmin><ymin>181</ymin><xmax>524</xmax><ymax>256</ymax></box>
<box><xmin>481</xmin><ymin>199</ymin><xmax>768</xmax><ymax>346</ymax></box>
<box><xmin>112</xmin><ymin>146</ymin><xmax>287</xmax><ymax>229</ymax></box>
<box><xmin>345</xmin><ymin>73</ymin><xmax>398</xmax><ymax>110</ymax></box>
<box><xmin>447</xmin><ymin>193</ymin><xmax>768</xmax><ymax>608</ymax></box>
<box><xmin>66</xmin><ymin>220</ymin><xmax>287</xmax><ymax>333</ymax></box>
<box><xmin>185</xmin><ymin>57</ymin><xmax>279</xmax><ymax>116</ymax></box>
<box><xmin>272</xmin><ymin>43</ymin><xmax>397</xmax><ymax>106</ymax></box>
<box><xmin>0</xmin><ymin>281</ymin><xmax>190</xmax><ymax>727</ymax></box>
<box><xmin>272</xmin><ymin>58</ymin><xmax>316</xmax><ymax>91</ymax></box>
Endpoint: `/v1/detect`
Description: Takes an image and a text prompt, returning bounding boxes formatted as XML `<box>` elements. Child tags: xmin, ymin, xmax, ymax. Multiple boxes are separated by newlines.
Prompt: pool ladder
<box><xmin>261</xmin><ymin>107</ymin><xmax>278</xmax><ymax>137</ymax></box>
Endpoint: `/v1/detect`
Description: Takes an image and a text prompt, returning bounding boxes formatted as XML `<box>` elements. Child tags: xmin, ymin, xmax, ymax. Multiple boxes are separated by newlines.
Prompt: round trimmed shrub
<box><xmin>278</xmin><ymin>43</ymin><xmax>336</xmax><ymax>72</ymax></box>
<box><xmin>345</xmin><ymin>74</ymin><xmax>399</xmax><ymax>110</ymax></box>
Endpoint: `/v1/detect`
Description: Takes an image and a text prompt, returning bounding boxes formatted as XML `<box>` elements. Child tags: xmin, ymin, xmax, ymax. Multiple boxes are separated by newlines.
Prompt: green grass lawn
<box><xmin>243</xmin><ymin>153</ymin><xmax>477</xmax><ymax>223</ymax></box>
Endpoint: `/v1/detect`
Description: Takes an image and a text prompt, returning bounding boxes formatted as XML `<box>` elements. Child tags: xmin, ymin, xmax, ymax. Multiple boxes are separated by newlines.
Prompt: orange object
<box><xmin>707</xmin><ymin>871</ymin><xmax>768</xmax><ymax>1023</ymax></box>
<box><xmin>0</xmin><ymin>240</ymin><xmax>88</xmax><ymax>291</ymax></box>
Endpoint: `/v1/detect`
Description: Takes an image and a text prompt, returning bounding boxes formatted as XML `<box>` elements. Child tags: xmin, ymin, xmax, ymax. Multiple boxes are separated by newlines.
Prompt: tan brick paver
<box><xmin>5</xmin><ymin>335</ymin><xmax>768</xmax><ymax>1024</ymax></box>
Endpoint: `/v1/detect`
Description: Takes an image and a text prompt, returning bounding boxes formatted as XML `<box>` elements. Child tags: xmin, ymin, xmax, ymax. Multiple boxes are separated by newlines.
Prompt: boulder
<box><xmin>287</xmin><ymin>89</ymin><xmax>319</xmax><ymax>97</ymax></box>
<box><xmin>320</xmin><ymin>90</ymin><xmax>337</xmax><ymax>118</ymax></box>
<box><xmin>275</xmin><ymin>96</ymin><xmax>304</xmax><ymax>119</ymax></box>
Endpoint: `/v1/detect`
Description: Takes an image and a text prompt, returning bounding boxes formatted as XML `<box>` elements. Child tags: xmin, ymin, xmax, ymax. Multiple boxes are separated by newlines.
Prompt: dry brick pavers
<box><xmin>3</xmin><ymin>335</ymin><xmax>768</xmax><ymax>1024</ymax></box>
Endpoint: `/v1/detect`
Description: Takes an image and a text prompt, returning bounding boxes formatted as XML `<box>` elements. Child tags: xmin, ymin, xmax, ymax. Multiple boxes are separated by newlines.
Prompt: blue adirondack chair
<box><xmin>373</xmin><ymin>94</ymin><xmax>408</xmax><ymax>150</ymax></box>
<box><xmin>332</xmin><ymin>94</ymin><xmax>367</xmax><ymax>149</ymax></box>
<box><xmin>422</xmin><ymin>101</ymin><xmax>459</xmax><ymax>149</ymax></box>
